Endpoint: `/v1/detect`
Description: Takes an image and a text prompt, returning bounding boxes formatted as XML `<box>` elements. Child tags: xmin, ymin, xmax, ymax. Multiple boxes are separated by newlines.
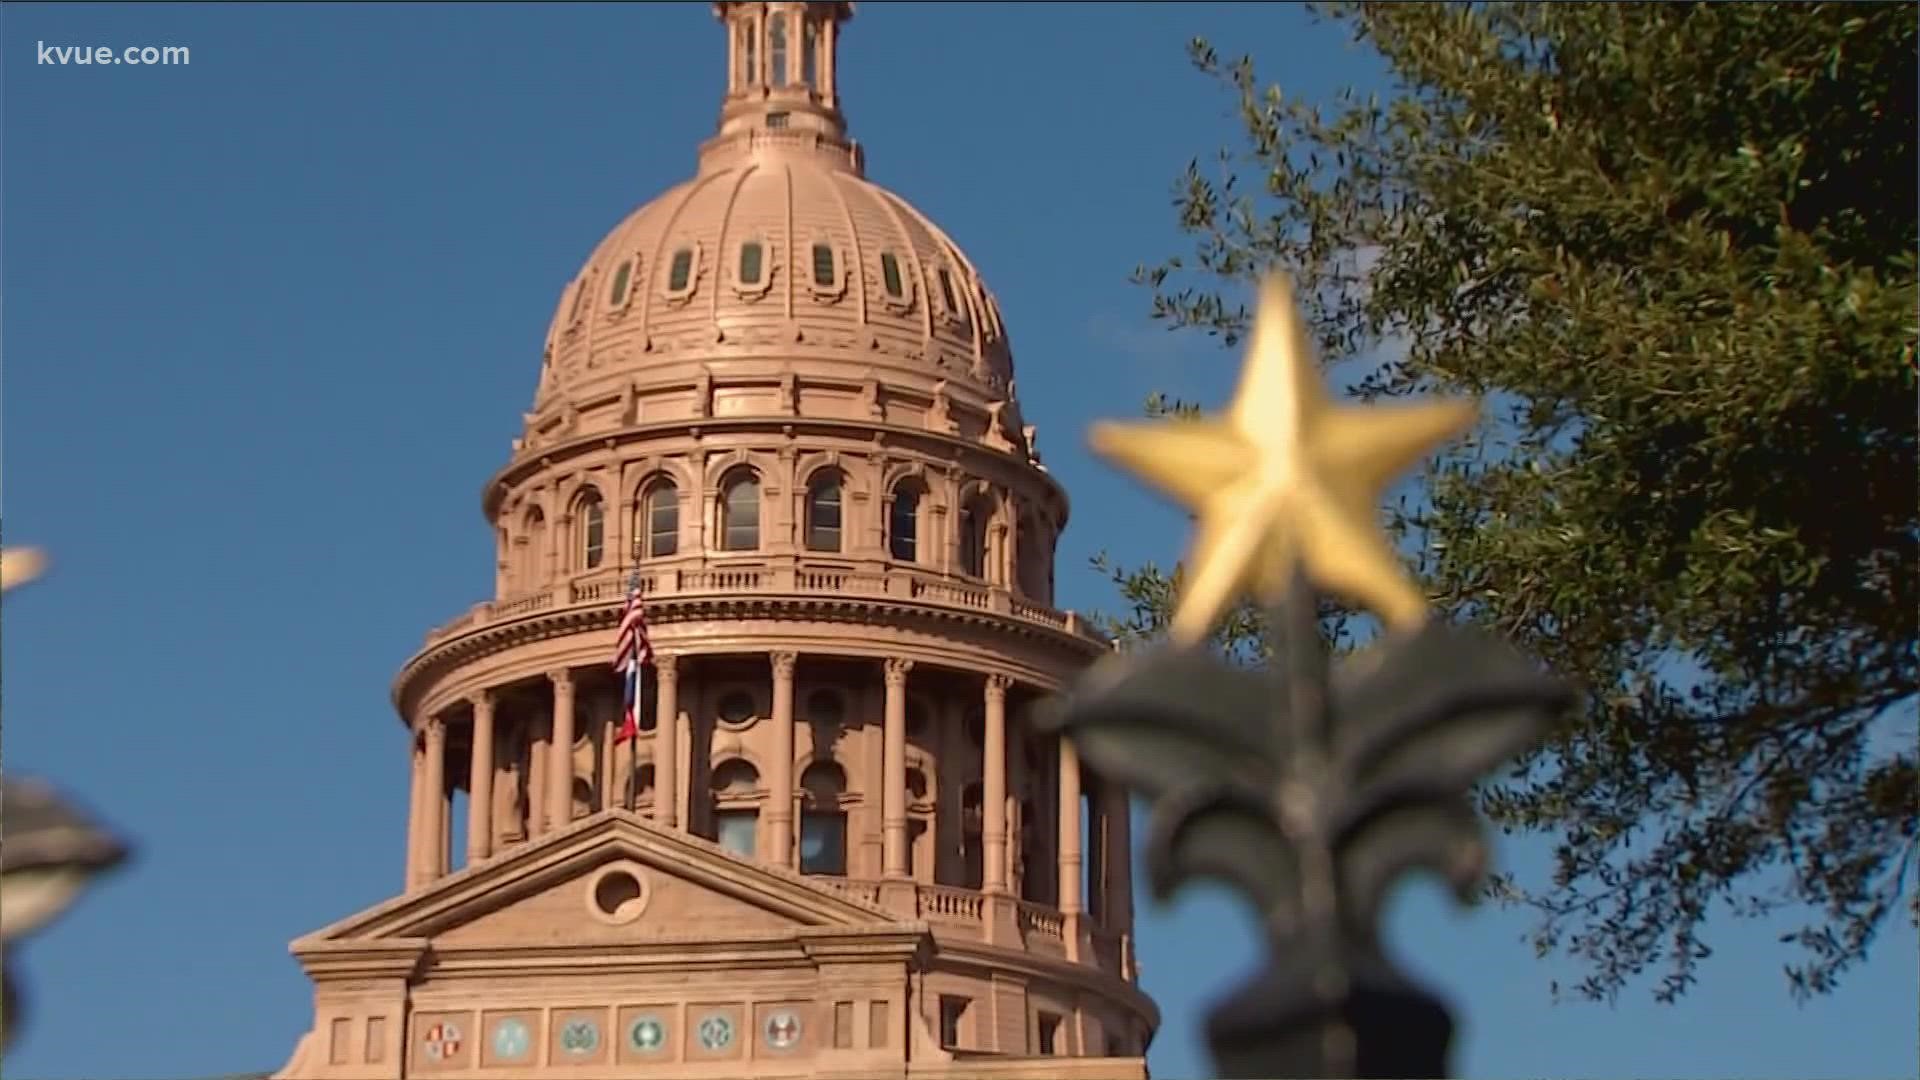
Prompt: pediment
<box><xmin>294</xmin><ymin>810</ymin><xmax>895</xmax><ymax>950</ymax></box>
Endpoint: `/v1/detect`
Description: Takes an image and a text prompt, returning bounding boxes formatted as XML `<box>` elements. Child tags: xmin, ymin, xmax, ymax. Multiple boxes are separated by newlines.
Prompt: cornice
<box><xmin>481</xmin><ymin>414</ymin><xmax>1067</xmax><ymax>522</ymax></box>
<box><xmin>393</xmin><ymin>591</ymin><xmax>1103</xmax><ymax>722</ymax></box>
<box><xmin>933</xmin><ymin>938</ymin><xmax>1161</xmax><ymax>1029</ymax></box>
<box><xmin>418</xmin><ymin>923</ymin><xmax>932</xmax><ymax>979</ymax></box>
<box><xmin>290</xmin><ymin>937</ymin><xmax>429</xmax><ymax>982</ymax></box>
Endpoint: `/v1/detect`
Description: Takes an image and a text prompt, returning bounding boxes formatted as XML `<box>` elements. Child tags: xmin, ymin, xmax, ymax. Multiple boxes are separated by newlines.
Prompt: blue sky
<box><xmin>2</xmin><ymin>4</ymin><xmax>1912</xmax><ymax>1078</ymax></box>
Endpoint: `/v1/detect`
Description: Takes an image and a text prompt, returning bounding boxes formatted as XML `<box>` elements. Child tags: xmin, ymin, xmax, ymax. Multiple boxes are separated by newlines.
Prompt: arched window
<box><xmin>889</xmin><ymin>482</ymin><xmax>922</xmax><ymax>563</ymax></box>
<box><xmin>640</xmin><ymin>481</ymin><xmax>678</xmax><ymax>559</ymax></box>
<box><xmin>811</xmin><ymin>242</ymin><xmax>836</xmax><ymax>288</ymax></box>
<box><xmin>769</xmin><ymin>12</ymin><xmax>788</xmax><ymax>87</ymax></box>
<box><xmin>721</xmin><ymin>472</ymin><xmax>760</xmax><ymax>551</ymax></box>
<box><xmin>799</xmin><ymin>761</ymin><xmax>847</xmax><ymax>875</ymax></box>
<box><xmin>803</xmin><ymin>18</ymin><xmax>819</xmax><ymax>87</ymax></box>
<box><xmin>522</xmin><ymin>507</ymin><xmax>548</xmax><ymax>585</ymax></box>
<box><xmin>805</xmin><ymin>472</ymin><xmax>843</xmax><ymax>552</ymax></box>
<box><xmin>716</xmin><ymin>690</ymin><xmax>757</xmax><ymax>728</ymax></box>
<box><xmin>958</xmin><ymin>498</ymin><xmax>991</xmax><ymax>579</ymax></box>
<box><xmin>738</xmin><ymin>241</ymin><xmax>766</xmax><ymax>287</ymax></box>
<box><xmin>607</xmin><ymin>260</ymin><xmax>633</xmax><ymax>306</ymax></box>
<box><xmin>1017</xmin><ymin>512</ymin><xmax>1048</xmax><ymax>598</ymax></box>
<box><xmin>710</xmin><ymin>758</ymin><xmax>761</xmax><ymax>859</ymax></box>
<box><xmin>577</xmin><ymin>491</ymin><xmax>605</xmax><ymax>570</ymax></box>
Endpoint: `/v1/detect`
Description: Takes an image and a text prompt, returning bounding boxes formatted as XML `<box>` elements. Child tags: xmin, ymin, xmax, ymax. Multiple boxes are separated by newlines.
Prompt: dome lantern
<box><xmin>705</xmin><ymin>2</ymin><xmax>861</xmax><ymax>176</ymax></box>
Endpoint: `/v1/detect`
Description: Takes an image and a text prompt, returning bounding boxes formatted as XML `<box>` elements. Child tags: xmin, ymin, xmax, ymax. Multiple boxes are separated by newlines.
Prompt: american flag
<box><xmin>610</xmin><ymin>577</ymin><xmax>653</xmax><ymax>743</ymax></box>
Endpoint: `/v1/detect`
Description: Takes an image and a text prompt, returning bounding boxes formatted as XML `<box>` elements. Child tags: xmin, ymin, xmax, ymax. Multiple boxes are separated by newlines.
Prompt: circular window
<box><xmin>717</xmin><ymin>690</ymin><xmax>756</xmax><ymax>727</ymax></box>
<box><xmin>806</xmin><ymin>688</ymin><xmax>845</xmax><ymax>726</ymax></box>
<box><xmin>587</xmin><ymin>862</ymin><xmax>650</xmax><ymax>925</ymax></box>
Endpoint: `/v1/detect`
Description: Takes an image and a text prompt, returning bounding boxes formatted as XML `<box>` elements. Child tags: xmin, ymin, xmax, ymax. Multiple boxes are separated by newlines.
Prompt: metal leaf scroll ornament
<box><xmin>0</xmin><ymin>548</ymin><xmax>134</xmax><ymax>1052</ymax></box>
<box><xmin>1042</xmin><ymin>575</ymin><xmax>1571</xmax><ymax>1080</ymax></box>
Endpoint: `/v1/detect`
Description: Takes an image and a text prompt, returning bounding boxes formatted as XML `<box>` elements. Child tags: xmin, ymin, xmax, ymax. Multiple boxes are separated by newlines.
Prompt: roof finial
<box><xmin>702</xmin><ymin>2</ymin><xmax>862</xmax><ymax>175</ymax></box>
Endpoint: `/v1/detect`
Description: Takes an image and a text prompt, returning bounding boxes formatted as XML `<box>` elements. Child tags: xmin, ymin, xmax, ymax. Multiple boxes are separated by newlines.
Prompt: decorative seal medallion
<box><xmin>490</xmin><ymin>1017</ymin><xmax>530</xmax><ymax>1061</ymax></box>
<box><xmin>421</xmin><ymin>1020</ymin><xmax>463</xmax><ymax>1062</ymax></box>
<box><xmin>559</xmin><ymin>1018</ymin><xmax>600</xmax><ymax>1056</ymax></box>
<box><xmin>627</xmin><ymin>1014</ymin><xmax>667</xmax><ymax>1054</ymax></box>
<box><xmin>697</xmin><ymin>1013</ymin><xmax>735</xmax><ymax>1051</ymax></box>
<box><xmin>763</xmin><ymin>1009</ymin><xmax>802</xmax><ymax>1050</ymax></box>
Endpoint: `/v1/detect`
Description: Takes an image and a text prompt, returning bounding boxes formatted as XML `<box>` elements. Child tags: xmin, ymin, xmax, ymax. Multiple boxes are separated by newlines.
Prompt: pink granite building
<box><xmin>272</xmin><ymin>4</ymin><xmax>1156</xmax><ymax>1078</ymax></box>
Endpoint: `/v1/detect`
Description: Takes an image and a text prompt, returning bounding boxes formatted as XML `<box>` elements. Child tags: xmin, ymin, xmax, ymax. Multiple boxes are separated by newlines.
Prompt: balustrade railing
<box><xmin>421</xmin><ymin>559</ymin><xmax>1105</xmax><ymax>650</ymax></box>
<box><xmin>918</xmin><ymin>882</ymin><xmax>986</xmax><ymax>922</ymax></box>
<box><xmin>1016</xmin><ymin>898</ymin><xmax>1065</xmax><ymax>940</ymax></box>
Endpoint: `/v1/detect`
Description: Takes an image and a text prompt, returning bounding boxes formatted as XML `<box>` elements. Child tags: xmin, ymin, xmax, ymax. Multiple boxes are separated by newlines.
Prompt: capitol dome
<box><xmin>531</xmin><ymin>0</ymin><xmax>1016</xmax><ymax>443</ymax></box>
<box><xmin>273</xmin><ymin>5</ymin><xmax>1154</xmax><ymax>1077</ymax></box>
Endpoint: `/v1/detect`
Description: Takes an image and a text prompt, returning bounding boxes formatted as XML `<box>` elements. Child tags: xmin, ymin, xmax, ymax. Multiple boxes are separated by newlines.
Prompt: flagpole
<box><xmin>623</xmin><ymin>544</ymin><xmax>644</xmax><ymax>814</ymax></box>
<box><xmin>629</xmin><ymin>644</ymin><xmax>644</xmax><ymax>813</ymax></box>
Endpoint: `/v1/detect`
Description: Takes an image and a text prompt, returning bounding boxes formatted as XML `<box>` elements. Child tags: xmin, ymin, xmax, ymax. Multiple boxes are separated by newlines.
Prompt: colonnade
<box><xmin>400</xmin><ymin>651</ymin><xmax>1133</xmax><ymax>951</ymax></box>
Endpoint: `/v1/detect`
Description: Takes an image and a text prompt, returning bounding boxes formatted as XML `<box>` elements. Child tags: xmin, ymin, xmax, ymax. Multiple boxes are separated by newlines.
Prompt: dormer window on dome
<box><xmin>664</xmin><ymin>245</ymin><xmax>698</xmax><ymax>301</ymax></box>
<box><xmin>738</xmin><ymin>241</ymin><xmax>766</xmax><ymax>288</ymax></box>
<box><xmin>879</xmin><ymin>251</ymin><xmax>907</xmax><ymax>303</ymax></box>
<box><xmin>607</xmin><ymin>260</ymin><xmax>634</xmax><ymax>307</ymax></box>
<box><xmin>936</xmin><ymin>267</ymin><xmax>960</xmax><ymax>318</ymax></box>
<box><xmin>569</xmin><ymin>275</ymin><xmax>593</xmax><ymax>322</ymax></box>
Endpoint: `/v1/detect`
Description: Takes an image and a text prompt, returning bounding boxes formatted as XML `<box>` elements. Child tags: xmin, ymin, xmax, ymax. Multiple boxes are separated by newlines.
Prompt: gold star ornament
<box><xmin>1089</xmin><ymin>275</ymin><xmax>1478</xmax><ymax>646</ymax></box>
<box><xmin>1</xmin><ymin>549</ymin><xmax>45</xmax><ymax>594</ymax></box>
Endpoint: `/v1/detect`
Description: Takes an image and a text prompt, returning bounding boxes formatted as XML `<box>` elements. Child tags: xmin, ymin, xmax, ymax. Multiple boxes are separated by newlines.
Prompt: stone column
<box><xmin>423</xmin><ymin>717</ymin><xmax>448</xmax><ymax>881</ymax></box>
<box><xmin>655</xmin><ymin>654</ymin><xmax>680</xmax><ymax>827</ymax></box>
<box><xmin>822</xmin><ymin>13</ymin><xmax>836</xmax><ymax>102</ymax></box>
<box><xmin>528</xmin><ymin>716</ymin><xmax>549</xmax><ymax>837</ymax></box>
<box><xmin>598</xmin><ymin>692</ymin><xmax>615</xmax><ymax>812</ymax></box>
<box><xmin>769</xmin><ymin>651</ymin><xmax>798</xmax><ymax>868</ymax></box>
<box><xmin>405</xmin><ymin>734</ymin><xmax>425</xmax><ymax>890</ymax></box>
<box><xmin>982</xmin><ymin>674</ymin><xmax>1012</xmax><ymax>894</ymax></box>
<box><xmin>1106</xmin><ymin>778</ymin><xmax>1136</xmax><ymax>979</ymax></box>
<box><xmin>548</xmin><ymin>669</ymin><xmax>576</xmax><ymax>831</ymax></box>
<box><xmin>1058</xmin><ymin>733</ymin><xmax>1083</xmax><ymax>961</ymax></box>
<box><xmin>466</xmin><ymin>691</ymin><xmax>497</xmax><ymax>864</ymax></box>
<box><xmin>881</xmin><ymin>658</ymin><xmax>913</xmax><ymax>878</ymax></box>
